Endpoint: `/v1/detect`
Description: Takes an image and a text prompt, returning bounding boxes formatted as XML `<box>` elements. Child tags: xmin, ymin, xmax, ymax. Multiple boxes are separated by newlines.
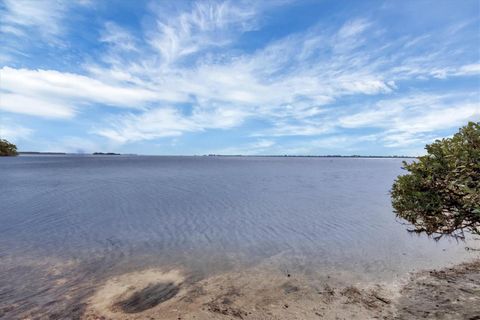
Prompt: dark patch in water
<box><xmin>114</xmin><ymin>282</ymin><xmax>180</xmax><ymax>313</ymax></box>
<box><xmin>281</xmin><ymin>282</ymin><xmax>299</xmax><ymax>294</ymax></box>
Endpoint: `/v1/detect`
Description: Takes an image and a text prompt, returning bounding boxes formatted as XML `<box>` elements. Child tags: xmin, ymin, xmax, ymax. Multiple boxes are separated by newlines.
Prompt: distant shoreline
<box><xmin>17</xmin><ymin>152</ymin><xmax>416</xmax><ymax>158</ymax></box>
<box><xmin>202</xmin><ymin>154</ymin><xmax>417</xmax><ymax>158</ymax></box>
<box><xmin>18</xmin><ymin>152</ymin><xmax>67</xmax><ymax>155</ymax></box>
<box><xmin>18</xmin><ymin>152</ymin><xmax>121</xmax><ymax>156</ymax></box>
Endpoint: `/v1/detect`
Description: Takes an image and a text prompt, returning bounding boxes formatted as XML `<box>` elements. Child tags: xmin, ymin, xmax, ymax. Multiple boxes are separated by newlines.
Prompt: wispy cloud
<box><xmin>340</xmin><ymin>93</ymin><xmax>480</xmax><ymax>147</ymax></box>
<box><xmin>1</xmin><ymin>0</ymin><xmax>67</xmax><ymax>39</ymax></box>
<box><xmin>212</xmin><ymin>139</ymin><xmax>275</xmax><ymax>155</ymax></box>
<box><xmin>95</xmin><ymin>106</ymin><xmax>248</xmax><ymax>143</ymax></box>
<box><xmin>84</xmin><ymin>14</ymin><xmax>397</xmax><ymax>140</ymax></box>
<box><xmin>0</xmin><ymin>0</ymin><xmax>92</xmax><ymax>63</ymax></box>
<box><xmin>100</xmin><ymin>22</ymin><xmax>139</xmax><ymax>52</ymax></box>
<box><xmin>148</xmin><ymin>1</ymin><xmax>260</xmax><ymax>65</ymax></box>
<box><xmin>0</xmin><ymin>121</ymin><xmax>33</xmax><ymax>142</ymax></box>
<box><xmin>0</xmin><ymin>0</ymin><xmax>91</xmax><ymax>41</ymax></box>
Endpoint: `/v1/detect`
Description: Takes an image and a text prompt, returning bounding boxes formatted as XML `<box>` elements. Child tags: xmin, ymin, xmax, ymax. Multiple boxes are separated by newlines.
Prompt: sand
<box><xmin>82</xmin><ymin>260</ymin><xmax>480</xmax><ymax>320</ymax></box>
<box><xmin>395</xmin><ymin>261</ymin><xmax>480</xmax><ymax>319</ymax></box>
<box><xmin>85</xmin><ymin>269</ymin><xmax>185</xmax><ymax>319</ymax></box>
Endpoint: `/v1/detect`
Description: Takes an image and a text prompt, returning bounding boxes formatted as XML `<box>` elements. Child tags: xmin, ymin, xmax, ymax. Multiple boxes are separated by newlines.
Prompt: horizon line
<box><xmin>17</xmin><ymin>151</ymin><xmax>418</xmax><ymax>158</ymax></box>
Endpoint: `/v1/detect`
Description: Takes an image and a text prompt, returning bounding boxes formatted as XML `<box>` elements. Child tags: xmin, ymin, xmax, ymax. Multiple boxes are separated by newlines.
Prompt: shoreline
<box><xmin>1</xmin><ymin>255</ymin><xmax>479</xmax><ymax>319</ymax></box>
<box><xmin>80</xmin><ymin>259</ymin><xmax>480</xmax><ymax>320</ymax></box>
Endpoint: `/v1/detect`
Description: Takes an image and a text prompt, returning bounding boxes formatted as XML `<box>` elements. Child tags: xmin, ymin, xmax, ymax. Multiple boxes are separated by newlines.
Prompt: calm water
<box><xmin>0</xmin><ymin>156</ymin><xmax>477</xmax><ymax>318</ymax></box>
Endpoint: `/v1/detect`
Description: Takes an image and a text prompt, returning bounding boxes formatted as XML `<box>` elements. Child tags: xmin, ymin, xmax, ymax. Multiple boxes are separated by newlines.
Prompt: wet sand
<box><xmin>79</xmin><ymin>259</ymin><xmax>480</xmax><ymax>320</ymax></box>
<box><xmin>395</xmin><ymin>260</ymin><xmax>480</xmax><ymax>319</ymax></box>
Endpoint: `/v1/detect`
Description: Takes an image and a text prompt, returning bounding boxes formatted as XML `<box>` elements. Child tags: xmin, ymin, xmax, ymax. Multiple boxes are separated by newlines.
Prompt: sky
<box><xmin>0</xmin><ymin>0</ymin><xmax>479</xmax><ymax>155</ymax></box>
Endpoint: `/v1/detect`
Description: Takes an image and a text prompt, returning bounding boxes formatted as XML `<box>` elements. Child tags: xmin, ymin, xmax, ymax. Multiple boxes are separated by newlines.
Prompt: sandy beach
<box><xmin>78</xmin><ymin>258</ymin><xmax>480</xmax><ymax>320</ymax></box>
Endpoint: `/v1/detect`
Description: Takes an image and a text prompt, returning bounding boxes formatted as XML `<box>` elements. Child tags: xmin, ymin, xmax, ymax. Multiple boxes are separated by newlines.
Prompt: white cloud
<box><xmin>100</xmin><ymin>22</ymin><xmax>138</xmax><ymax>52</ymax></box>
<box><xmin>96</xmin><ymin>108</ymin><xmax>196</xmax><ymax>143</ymax></box>
<box><xmin>213</xmin><ymin>139</ymin><xmax>276</xmax><ymax>155</ymax></box>
<box><xmin>337</xmin><ymin>19</ymin><xmax>371</xmax><ymax>39</ymax></box>
<box><xmin>255</xmin><ymin>121</ymin><xmax>334</xmax><ymax>137</ymax></box>
<box><xmin>391</xmin><ymin>103</ymin><xmax>478</xmax><ymax>134</ymax></box>
<box><xmin>0</xmin><ymin>67</ymin><xmax>167</xmax><ymax>118</ymax></box>
<box><xmin>148</xmin><ymin>1</ymin><xmax>260</xmax><ymax>65</ymax></box>
<box><xmin>339</xmin><ymin>94</ymin><xmax>480</xmax><ymax>147</ymax></box>
<box><xmin>311</xmin><ymin>134</ymin><xmax>378</xmax><ymax>150</ymax></box>
<box><xmin>381</xmin><ymin>132</ymin><xmax>435</xmax><ymax>148</ymax></box>
<box><xmin>0</xmin><ymin>0</ymin><xmax>94</xmax><ymax>65</ymax></box>
<box><xmin>0</xmin><ymin>93</ymin><xmax>75</xmax><ymax>118</ymax></box>
<box><xmin>95</xmin><ymin>106</ymin><xmax>248</xmax><ymax>143</ymax></box>
<box><xmin>1</xmin><ymin>67</ymin><xmax>161</xmax><ymax>107</ymax></box>
<box><xmin>249</xmin><ymin>133</ymin><xmax>381</xmax><ymax>155</ymax></box>
<box><xmin>455</xmin><ymin>63</ymin><xmax>480</xmax><ymax>76</ymax></box>
<box><xmin>1</xmin><ymin>0</ymin><xmax>65</xmax><ymax>38</ymax></box>
<box><xmin>0</xmin><ymin>0</ymin><xmax>91</xmax><ymax>41</ymax></box>
<box><xmin>0</xmin><ymin>123</ymin><xmax>33</xmax><ymax>142</ymax></box>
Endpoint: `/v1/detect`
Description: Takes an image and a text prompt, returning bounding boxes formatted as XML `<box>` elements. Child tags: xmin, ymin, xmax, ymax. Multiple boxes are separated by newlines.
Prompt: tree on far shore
<box><xmin>0</xmin><ymin>139</ymin><xmax>18</xmax><ymax>156</ymax></box>
<box><xmin>391</xmin><ymin>122</ymin><xmax>480</xmax><ymax>239</ymax></box>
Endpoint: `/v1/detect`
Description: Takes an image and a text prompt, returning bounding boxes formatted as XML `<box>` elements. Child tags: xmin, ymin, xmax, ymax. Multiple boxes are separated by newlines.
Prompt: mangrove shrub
<box><xmin>391</xmin><ymin>122</ymin><xmax>480</xmax><ymax>238</ymax></box>
<box><xmin>0</xmin><ymin>139</ymin><xmax>18</xmax><ymax>156</ymax></box>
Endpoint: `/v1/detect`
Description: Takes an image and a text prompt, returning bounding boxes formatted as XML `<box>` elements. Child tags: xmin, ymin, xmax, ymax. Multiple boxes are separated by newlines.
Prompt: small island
<box><xmin>92</xmin><ymin>152</ymin><xmax>121</xmax><ymax>155</ymax></box>
<box><xmin>19</xmin><ymin>152</ymin><xmax>67</xmax><ymax>155</ymax></box>
<box><xmin>0</xmin><ymin>139</ymin><xmax>18</xmax><ymax>156</ymax></box>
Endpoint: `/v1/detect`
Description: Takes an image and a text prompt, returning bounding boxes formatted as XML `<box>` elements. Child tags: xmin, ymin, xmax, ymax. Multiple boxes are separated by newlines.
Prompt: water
<box><xmin>0</xmin><ymin>156</ymin><xmax>477</xmax><ymax>318</ymax></box>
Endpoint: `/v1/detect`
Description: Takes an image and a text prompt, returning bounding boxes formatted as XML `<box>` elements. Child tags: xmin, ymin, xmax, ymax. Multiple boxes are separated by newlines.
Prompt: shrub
<box><xmin>0</xmin><ymin>139</ymin><xmax>18</xmax><ymax>156</ymax></box>
<box><xmin>391</xmin><ymin>122</ymin><xmax>480</xmax><ymax>239</ymax></box>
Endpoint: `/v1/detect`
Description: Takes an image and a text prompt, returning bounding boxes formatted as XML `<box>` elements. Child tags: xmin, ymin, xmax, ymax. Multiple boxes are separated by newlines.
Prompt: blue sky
<box><xmin>0</xmin><ymin>0</ymin><xmax>479</xmax><ymax>155</ymax></box>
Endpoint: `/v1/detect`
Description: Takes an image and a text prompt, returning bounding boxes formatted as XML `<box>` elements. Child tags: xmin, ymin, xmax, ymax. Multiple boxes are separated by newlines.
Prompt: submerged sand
<box><xmin>82</xmin><ymin>260</ymin><xmax>480</xmax><ymax>320</ymax></box>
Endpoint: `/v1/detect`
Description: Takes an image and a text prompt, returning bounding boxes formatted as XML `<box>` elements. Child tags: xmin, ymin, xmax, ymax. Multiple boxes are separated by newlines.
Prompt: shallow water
<box><xmin>0</xmin><ymin>156</ymin><xmax>477</xmax><ymax>318</ymax></box>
